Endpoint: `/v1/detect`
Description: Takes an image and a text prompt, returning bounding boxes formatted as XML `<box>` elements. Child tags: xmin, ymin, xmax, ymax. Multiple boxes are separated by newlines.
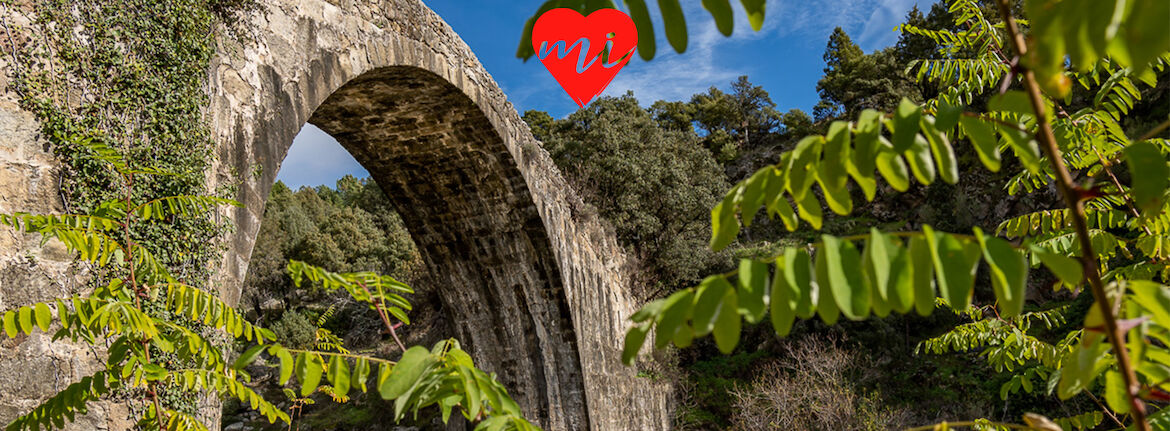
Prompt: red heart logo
<box><xmin>532</xmin><ymin>8</ymin><xmax>638</xmax><ymax>107</ymax></box>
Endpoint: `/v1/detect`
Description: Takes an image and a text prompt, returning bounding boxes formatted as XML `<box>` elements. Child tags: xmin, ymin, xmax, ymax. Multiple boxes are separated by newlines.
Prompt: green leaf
<box><xmin>17</xmin><ymin>306</ymin><xmax>32</xmax><ymax>335</ymax></box>
<box><xmin>934</xmin><ymin>98</ymin><xmax>963</xmax><ymax>131</ymax></box>
<box><xmin>921</xmin><ymin>117</ymin><xmax>958</xmax><ymax>184</ymax></box>
<box><xmin>740</xmin><ymin>167</ymin><xmax>770</xmax><ymax>227</ymax></box>
<box><xmin>909</xmin><ymin>236</ymin><xmax>936</xmax><ymax>316</ymax></box>
<box><xmin>850</xmin><ymin>111</ymin><xmax>882</xmax><ymax>200</ymax></box>
<box><xmin>516</xmin><ymin>1</ymin><xmax>560</xmax><ymax>60</ymax></box>
<box><xmin>739</xmin><ymin>0</ymin><xmax>766</xmax><ymax>31</ymax></box>
<box><xmin>904</xmin><ymin>135</ymin><xmax>936</xmax><ymax>186</ymax></box>
<box><xmin>853</xmin><ymin>110</ymin><xmax>883</xmax><ymax>175</ymax></box>
<box><xmin>672</xmin><ymin>322</ymin><xmax>694</xmax><ymax>348</ymax></box>
<box><xmin>1057</xmin><ymin>334</ymin><xmax>1109</xmax><ymax>399</ymax></box>
<box><xmin>658</xmin><ymin>0</ymin><xmax>688</xmax><ymax>53</ymax></box>
<box><xmin>2</xmin><ymin>311</ymin><xmax>15</xmax><ymax>338</ymax></box>
<box><xmin>233</xmin><ymin>345</ymin><xmax>265</xmax><ymax>370</ymax></box>
<box><xmin>702</xmin><ymin>0</ymin><xmax>733</xmax><ymax>36</ymax></box>
<box><xmin>33</xmin><ymin>303</ymin><xmax>51</xmax><ymax>332</ymax></box>
<box><xmin>819</xmin><ymin>235</ymin><xmax>869</xmax><ymax>320</ymax></box>
<box><xmin>975</xmin><ymin>229</ymin><xmax>1028</xmax><ymax>318</ymax></box>
<box><xmin>864</xmin><ymin>229</ymin><xmax>893</xmax><ymax>303</ymax></box>
<box><xmin>814</xmin><ymin>248</ymin><xmax>841</xmax><ymax>325</ymax></box>
<box><xmin>924</xmin><ymin>227</ymin><xmax>980</xmax><ymax>310</ymax></box>
<box><xmin>710</xmin><ymin>186</ymin><xmax>741</xmax><ymax>251</ymax></box>
<box><xmin>891</xmin><ymin>99</ymin><xmax>922</xmax><ymax>152</ymax></box>
<box><xmin>1033</xmin><ymin>248</ymin><xmax>1084</xmax><ymax>286</ymax></box>
<box><xmin>625</xmin><ymin>0</ymin><xmax>657</xmax><ymax>60</ymax></box>
<box><xmin>1114</xmin><ymin>0</ymin><xmax>1170</xmax><ymax>74</ymax></box>
<box><xmin>770</xmin><ymin>192</ymin><xmax>798</xmax><ymax>231</ymax></box>
<box><xmin>1129</xmin><ymin>281</ymin><xmax>1170</xmax><ymax>328</ymax></box>
<box><xmin>862</xmin><ymin>236</ymin><xmax>891</xmax><ymax>319</ymax></box>
<box><xmin>712</xmin><ymin>288</ymin><xmax>740</xmax><ymax>354</ymax></box>
<box><xmin>1104</xmin><ymin>370</ymin><xmax>1130</xmax><ymax>414</ymax></box>
<box><xmin>770</xmin><ymin>257</ymin><xmax>796</xmax><ymax>337</ymax></box>
<box><xmin>584</xmin><ymin>0</ymin><xmax>615</xmax><ymax>13</ymax></box>
<box><xmin>820</xmin><ymin>121</ymin><xmax>851</xmax><ymax>193</ymax></box>
<box><xmin>1000</xmin><ymin>127</ymin><xmax>1043</xmax><ymax>175</ymax></box>
<box><xmin>959</xmin><ymin>115</ymin><xmax>1001</xmax><ymax>172</ymax></box>
<box><xmin>622</xmin><ymin>323</ymin><xmax>650</xmax><ymax>365</ymax></box>
<box><xmin>380</xmin><ymin>346</ymin><xmax>434</xmax><ymax>400</ymax></box>
<box><xmin>692</xmin><ymin>276</ymin><xmax>732</xmax><ymax>336</ymax></box>
<box><xmin>989</xmin><ymin>91</ymin><xmax>1036</xmax><ymax>117</ymax></box>
<box><xmin>299</xmin><ymin>353</ymin><xmax>324</xmax><ymax>397</ymax></box>
<box><xmin>796</xmin><ymin>192</ymin><xmax>823</xmax><ymax>230</ymax></box>
<box><xmin>875</xmin><ymin>150</ymin><xmax>910</xmax><ymax>192</ymax></box>
<box><xmin>886</xmin><ymin>240</ymin><xmax>915</xmax><ymax>314</ymax></box>
<box><xmin>781</xmin><ymin>248</ymin><xmax>816</xmax><ymax>319</ymax></box>
<box><xmin>787</xmin><ymin>136</ymin><xmax>822</xmax><ymax>201</ymax></box>
<box><xmin>846</xmin><ymin>159</ymin><xmax>877</xmax><ymax>202</ymax></box>
<box><xmin>654</xmin><ymin>290</ymin><xmax>695</xmax><ymax>349</ymax></box>
<box><xmin>327</xmin><ymin>355</ymin><xmax>351</xmax><ymax>397</ymax></box>
<box><xmin>275</xmin><ymin>347</ymin><xmax>294</xmax><ymax>385</ymax></box>
<box><xmin>1124</xmin><ymin>141</ymin><xmax>1168</xmax><ymax>213</ymax></box>
<box><xmin>353</xmin><ymin>358</ymin><xmax>370</xmax><ymax>393</ymax></box>
<box><xmin>631</xmin><ymin>298</ymin><xmax>667</xmax><ymax>323</ymax></box>
<box><xmin>737</xmin><ymin>259</ymin><xmax>769</xmax><ymax>323</ymax></box>
<box><xmin>819</xmin><ymin>174</ymin><xmax>853</xmax><ymax>215</ymax></box>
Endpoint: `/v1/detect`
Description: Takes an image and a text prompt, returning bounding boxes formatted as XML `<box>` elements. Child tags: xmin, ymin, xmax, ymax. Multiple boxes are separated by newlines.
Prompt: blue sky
<box><xmin>277</xmin><ymin>0</ymin><xmax>928</xmax><ymax>189</ymax></box>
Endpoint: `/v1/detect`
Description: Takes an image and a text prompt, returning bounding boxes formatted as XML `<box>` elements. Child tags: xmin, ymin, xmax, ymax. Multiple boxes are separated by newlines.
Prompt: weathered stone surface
<box><xmin>0</xmin><ymin>75</ymin><xmax>118</xmax><ymax>430</ymax></box>
<box><xmin>0</xmin><ymin>1</ymin><xmax>672</xmax><ymax>429</ymax></box>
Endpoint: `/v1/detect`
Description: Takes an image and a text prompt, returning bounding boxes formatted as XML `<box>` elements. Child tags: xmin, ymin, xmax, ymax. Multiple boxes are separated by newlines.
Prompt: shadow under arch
<box><xmin>303</xmin><ymin>65</ymin><xmax>585</xmax><ymax>428</ymax></box>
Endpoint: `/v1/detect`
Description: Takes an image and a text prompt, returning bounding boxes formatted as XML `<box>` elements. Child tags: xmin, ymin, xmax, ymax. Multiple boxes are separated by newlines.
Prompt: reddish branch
<box><xmin>991</xmin><ymin>1</ymin><xmax>1150</xmax><ymax>429</ymax></box>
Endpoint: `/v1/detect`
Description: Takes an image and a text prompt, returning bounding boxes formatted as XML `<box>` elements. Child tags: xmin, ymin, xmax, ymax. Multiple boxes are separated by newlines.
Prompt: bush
<box><xmin>269</xmin><ymin>310</ymin><xmax>316</xmax><ymax>350</ymax></box>
<box><xmin>728</xmin><ymin>338</ymin><xmax>912</xmax><ymax>431</ymax></box>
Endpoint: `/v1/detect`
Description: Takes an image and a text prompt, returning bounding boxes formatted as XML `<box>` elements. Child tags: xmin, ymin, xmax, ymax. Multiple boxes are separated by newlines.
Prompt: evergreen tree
<box><xmin>815</xmin><ymin>28</ymin><xmax>921</xmax><ymax>121</ymax></box>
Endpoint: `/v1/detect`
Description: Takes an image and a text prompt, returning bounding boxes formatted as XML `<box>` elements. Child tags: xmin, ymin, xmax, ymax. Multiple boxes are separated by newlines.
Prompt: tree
<box><xmin>894</xmin><ymin>4</ymin><xmax>952</xmax><ymax>65</ymax></box>
<box><xmin>524</xmin><ymin>94</ymin><xmax>732</xmax><ymax>293</ymax></box>
<box><xmin>648</xmin><ymin>100</ymin><xmax>696</xmax><ymax>133</ymax></box>
<box><xmin>815</xmin><ymin>28</ymin><xmax>921</xmax><ymax>122</ymax></box>
<box><xmin>243</xmin><ymin>178</ymin><xmax>419</xmax><ymax>319</ymax></box>
<box><xmin>780</xmin><ymin>109</ymin><xmax>815</xmax><ymax>140</ymax></box>
<box><xmin>690</xmin><ymin>76</ymin><xmax>784</xmax><ymax>159</ymax></box>
<box><xmin>610</xmin><ymin>1</ymin><xmax>1170</xmax><ymax>430</ymax></box>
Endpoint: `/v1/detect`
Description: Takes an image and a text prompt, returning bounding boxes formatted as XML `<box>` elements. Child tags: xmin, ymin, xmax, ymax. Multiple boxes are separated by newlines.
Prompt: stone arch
<box><xmin>205</xmin><ymin>1</ymin><xmax>671</xmax><ymax>430</ymax></box>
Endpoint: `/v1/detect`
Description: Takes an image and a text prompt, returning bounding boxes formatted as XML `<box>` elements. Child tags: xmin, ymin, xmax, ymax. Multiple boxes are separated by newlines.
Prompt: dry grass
<box><xmin>728</xmin><ymin>337</ymin><xmax>914</xmax><ymax>431</ymax></box>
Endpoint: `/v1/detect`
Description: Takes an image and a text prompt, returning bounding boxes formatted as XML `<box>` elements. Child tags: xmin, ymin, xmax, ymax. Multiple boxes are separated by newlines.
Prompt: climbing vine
<box><xmin>1</xmin><ymin>0</ymin><xmax>253</xmax><ymax>418</ymax></box>
<box><xmin>3</xmin><ymin>0</ymin><xmax>241</xmax><ymax>277</ymax></box>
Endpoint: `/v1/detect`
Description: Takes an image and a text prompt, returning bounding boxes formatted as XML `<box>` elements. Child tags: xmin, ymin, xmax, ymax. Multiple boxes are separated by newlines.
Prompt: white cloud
<box><xmin>276</xmin><ymin>124</ymin><xmax>369</xmax><ymax>189</ymax></box>
<box><xmin>768</xmin><ymin>0</ymin><xmax>925</xmax><ymax>49</ymax></box>
<box><xmin>857</xmin><ymin>0</ymin><xmax>926</xmax><ymax>50</ymax></box>
<box><xmin>600</xmin><ymin>1</ymin><xmax>750</xmax><ymax>104</ymax></box>
<box><xmin>598</xmin><ymin>0</ymin><xmax>925</xmax><ymax>105</ymax></box>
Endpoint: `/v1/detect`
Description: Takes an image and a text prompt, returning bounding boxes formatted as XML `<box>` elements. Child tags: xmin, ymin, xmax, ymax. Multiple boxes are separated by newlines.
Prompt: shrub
<box><xmin>728</xmin><ymin>338</ymin><xmax>912</xmax><ymax>431</ymax></box>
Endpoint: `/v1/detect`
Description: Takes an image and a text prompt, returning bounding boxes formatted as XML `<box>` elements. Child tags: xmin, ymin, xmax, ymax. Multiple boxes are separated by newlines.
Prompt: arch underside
<box><xmin>307</xmin><ymin>66</ymin><xmax>587</xmax><ymax>430</ymax></box>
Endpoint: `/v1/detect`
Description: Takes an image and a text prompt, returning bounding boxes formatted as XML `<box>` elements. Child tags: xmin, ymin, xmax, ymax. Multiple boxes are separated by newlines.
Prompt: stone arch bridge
<box><xmin>0</xmin><ymin>0</ymin><xmax>670</xmax><ymax>429</ymax></box>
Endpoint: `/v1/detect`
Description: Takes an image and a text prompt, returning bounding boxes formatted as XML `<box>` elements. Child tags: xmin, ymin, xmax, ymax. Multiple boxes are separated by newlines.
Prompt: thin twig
<box><xmin>354</xmin><ymin>280</ymin><xmax>407</xmax><ymax>352</ymax></box>
<box><xmin>1084</xmin><ymin>389</ymin><xmax>1126</xmax><ymax>428</ymax></box>
<box><xmin>1138</xmin><ymin>118</ymin><xmax>1170</xmax><ymax>142</ymax></box>
<box><xmin>1091</xmin><ymin>146</ymin><xmax>1153</xmax><ymax>236</ymax></box>
<box><xmin>281</xmin><ymin>348</ymin><xmax>397</xmax><ymax>365</ymax></box>
<box><xmin>992</xmin><ymin>1</ymin><xmax>1150</xmax><ymax>429</ymax></box>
